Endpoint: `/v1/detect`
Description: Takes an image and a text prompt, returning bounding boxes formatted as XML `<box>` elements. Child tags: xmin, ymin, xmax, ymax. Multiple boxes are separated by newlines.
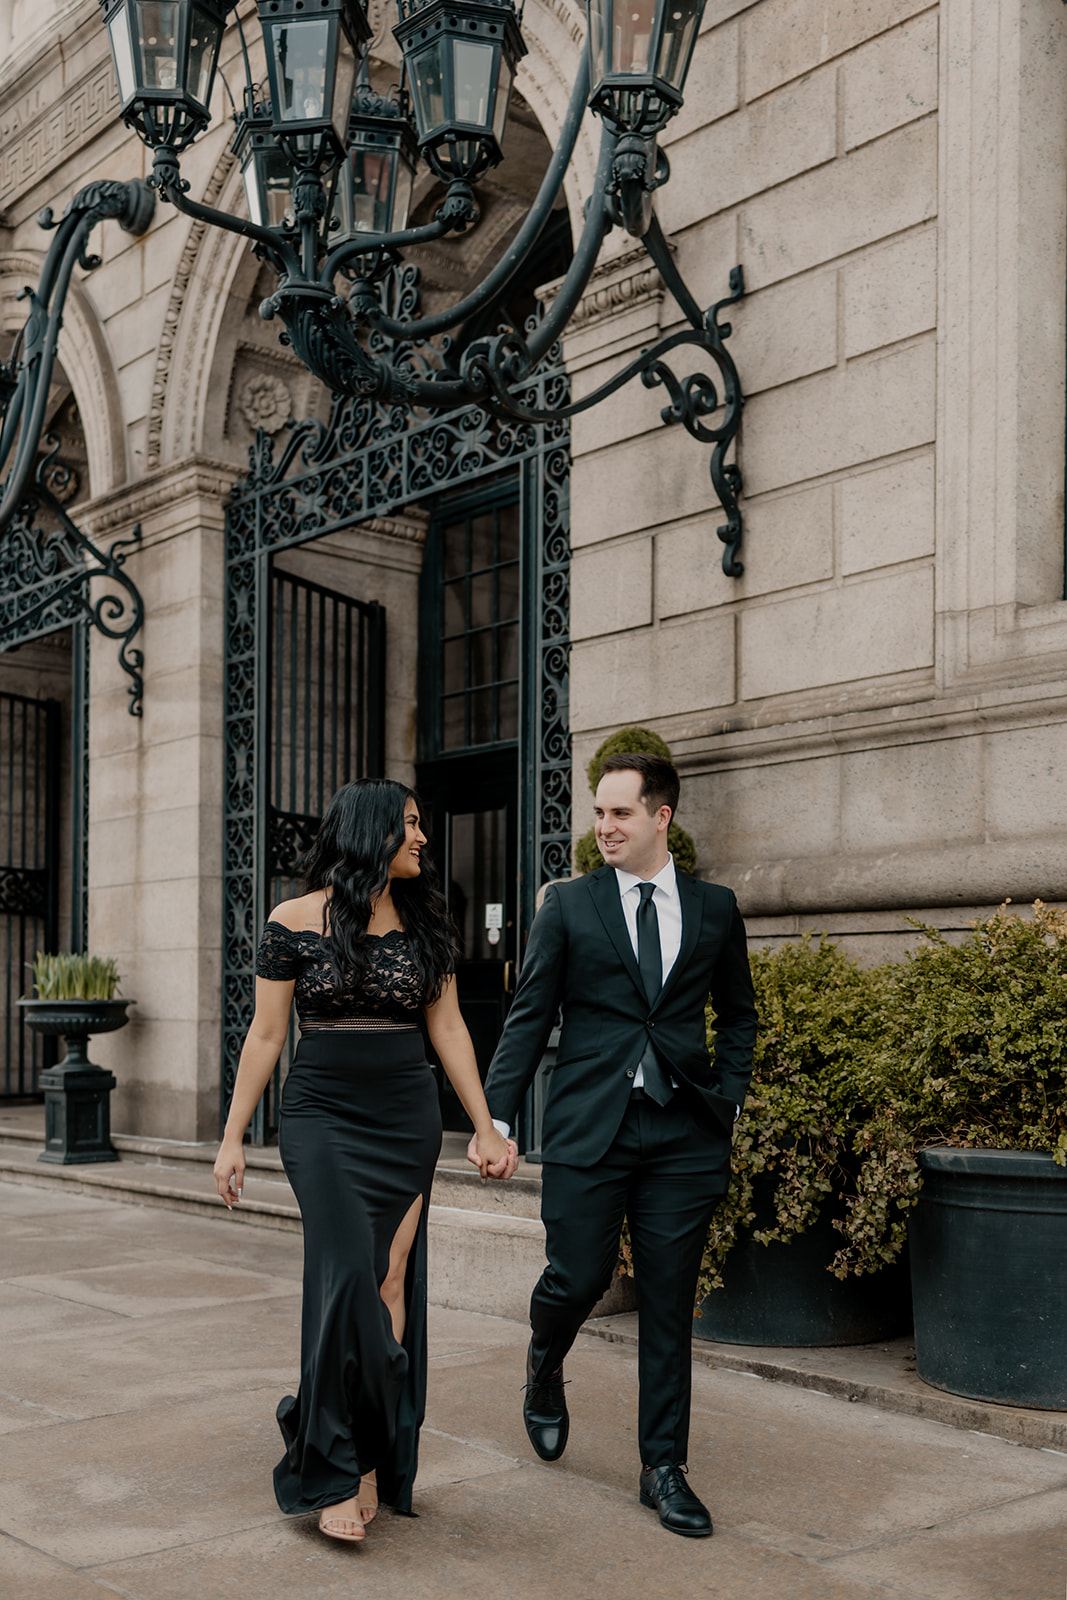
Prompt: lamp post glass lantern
<box><xmin>332</xmin><ymin>83</ymin><xmax>418</xmax><ymax>241</ymax></box>
<box><xmin>234</xmin><ymin>107</ymin><xmax>297</xmax><ymax>227</ymax></box>
<box><xmin>587</xmin><ymin>0</ymin><xmax>706</xmax><ymax>133</ymax></box>
<box><xmin>395</xmin><ymin>0</ymin><xmax>525</xmax><ymax>181</ymax></box>
<box><xmin>100</xmin><ymin>0</ymin><xmax>229</xmax><ymax>148</ymax></box>
<box><xmin>259</xmin><ymin>0</ymin><xmax>370</xmax><ymax>155</ymax></box>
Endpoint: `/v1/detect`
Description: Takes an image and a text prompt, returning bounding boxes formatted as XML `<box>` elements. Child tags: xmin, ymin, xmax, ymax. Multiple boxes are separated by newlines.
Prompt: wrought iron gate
<box><xmin>222</xmin><ymin>270</ymin><xmax>573</xmax><ymax>1145</ymax></box>
<box><xmin>248</xmin><ymin>566</ymin><xmax>385</xmax><ymax>1139</ymax></box>
<box><xmin>0</xmin><ymin>692</ymin><xmax>60</xmax><ymax>1096</ymax></box>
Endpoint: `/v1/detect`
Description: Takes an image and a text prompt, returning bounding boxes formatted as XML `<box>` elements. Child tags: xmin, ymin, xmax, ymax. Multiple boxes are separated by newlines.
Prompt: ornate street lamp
<box><xmin>3</xmin><ymin>0</ymin><xmax>751</xmax><ymax>576</ymax></box>
<box><xmin>332</xmin><ymin>75</ymin><xmax>419</xmax><ymax>245</ymax></box>
<box><xmin>394</xmin><ymin>0</ymin><xmax>525</xmax><ymax>183</ymax></box>
<box><xmin>259</xmin><ymin>0</ymin><xmax>370</xmax><ymax>161</ymax></box>
<box><xmin>100</xmin><ymin>0</ymin><xmax>232</xmax><ymax>149</ymax></box>
<box><xmin>586</xmin><ymin>0</ymin><xmax>706</xmax><ymax>136</ymax></box>
<box><xmin>233</xmin><ymin>98</ymin><xmax>296</xmax><ymax>228</ymax></box>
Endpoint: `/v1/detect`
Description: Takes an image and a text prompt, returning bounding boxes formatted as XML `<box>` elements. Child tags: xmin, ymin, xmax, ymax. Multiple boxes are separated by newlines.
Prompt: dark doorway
<box><xmin>417</xmin><ymin>480</ymin><xmax>521</xmax><ymax>1129</ymax></box>
<box><xmin>421</xmin><ymin>752</ymin><xmax>517</xmax><ymax>1129</ymax></box>
<box><xmin>0</xmin><ymin>692</ymin><xmax>60</xmax><ymax>1097</ymax></box>
<box><xmin>252</xmin><ymin>563</ymin><xmax>386</xmax><ymax>1140</ymax></box>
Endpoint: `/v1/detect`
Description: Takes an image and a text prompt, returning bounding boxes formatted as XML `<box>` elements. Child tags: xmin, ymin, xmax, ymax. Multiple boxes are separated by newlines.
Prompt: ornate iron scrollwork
<box><xmin>221</xmin><ymin>270</ymin><xmax>573</xmax><ymax>1116</ymax></box>
<box><xmin>0</xmin><ymin>445</ymin><xmax>146</xmax><ymax>716</ymax></box>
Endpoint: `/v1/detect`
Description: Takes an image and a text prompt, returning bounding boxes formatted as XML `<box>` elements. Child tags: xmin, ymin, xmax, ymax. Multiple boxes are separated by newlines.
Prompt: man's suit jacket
<box><xmin>484</xmin><ymin>866</ymin><xmax>758</xmax><ymax>1170</ymax></box>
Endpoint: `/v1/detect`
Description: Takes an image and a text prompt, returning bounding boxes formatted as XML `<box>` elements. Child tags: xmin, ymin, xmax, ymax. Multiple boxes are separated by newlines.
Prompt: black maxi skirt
<box><xmin>273</xmin><ymin>1028</ymin><xmax>442</xmax><ymax>1517</ymax></box>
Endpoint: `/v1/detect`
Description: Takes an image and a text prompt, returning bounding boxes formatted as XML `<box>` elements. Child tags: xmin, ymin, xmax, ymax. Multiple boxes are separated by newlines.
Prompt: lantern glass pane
<box><xmin>350</xmin><ymin>147</ymin><xmax>395</xmax><ymax>232</ymax></box>
<box><xmin>586</xmin><ymin>0</ymin><xmax>606</xmax><ymax>87</ymax></box>
<box><xmin>612</xmin><ymin>0</ymin><xmax>656</xmax><ymax>73</ymax></box>
<box><xmin>241</xmin><ymin>159</ymin><xmax>264</xmax><ymax>228</ymax></box>
<box><xmin>331</xmin><ymin>29</ymin><xmax>358</xmax><ymax>138</ymax></box>
<box><xmin>392</xmin><ymin>154</ymin><xmax>414</xmax><ymax>230</ymax></box>
<box><xmin>188</xmin><ymin>5</ymin><xmax>221</xmax><ymax>105</ymax></box>
<box><xmin>107</xmin><ymin>5</ymin><xmax>138</xmax><ymax>102</ymax></box>
<box><xmin>492</xmin><ymin>52</ymin><xmax>513</xmax><ymax>145</ymax></box>
<box><xmin>655</xmin><ymin>0</ymin><xmax>701</xmax><ymax>92</ymax></box>
<box><xmin>272</xmin><ymin>19</ymin><xmax>330</xmax><ymax>121</ymax></box>
<box><xmin>410</xmin><ymin>40</ymin><xmax>446</xmax><ymax>135</ymax></box>
<box><xmin>134</xmin><ymin>0</ymin><xmax>181</xmax><ymax>91</ymax></box>
<box><xmin>263</xmin><ymin>150</ymin><xmax>296</xmax><ymax>225</ymax></box>
<box><xmin>452</xmin><ymin>38</ymin><xmax>494</xmax><ymax>128</ymax></box>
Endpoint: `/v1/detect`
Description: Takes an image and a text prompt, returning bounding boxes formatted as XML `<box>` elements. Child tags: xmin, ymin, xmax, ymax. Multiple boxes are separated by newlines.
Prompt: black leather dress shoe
<box><xmin>639</xmin><ymin>1464</ymin><xmax>713</xmax><ymax>1537</ymax></box>
<box><xmin>523</xmin><ymin>1342</ymin><xmax>569</xmax><ymax>1461</ymax></box>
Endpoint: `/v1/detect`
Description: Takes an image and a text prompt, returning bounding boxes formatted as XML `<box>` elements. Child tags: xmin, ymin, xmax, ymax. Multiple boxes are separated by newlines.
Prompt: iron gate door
<box><xmin>252</xmin><ymin>565</ymin><xmax>385</xmax><ymax>1140</ymax></box>
<box><xmin>0</xmin><ymin>693</ymin><xmax>60</xmax><ymax>1097</ymax></box>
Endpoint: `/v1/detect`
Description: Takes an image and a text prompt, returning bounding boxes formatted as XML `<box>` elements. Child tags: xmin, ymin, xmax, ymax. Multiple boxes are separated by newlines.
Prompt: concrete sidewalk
<box><xmin>1</xmin><ymin>1180</ymin><xmax>1066</xmax><ymax>1600</ymax></box>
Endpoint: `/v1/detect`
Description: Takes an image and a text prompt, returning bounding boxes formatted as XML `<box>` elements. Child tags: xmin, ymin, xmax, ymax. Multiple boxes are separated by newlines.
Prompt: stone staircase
<box><xmin>0</xmin><ymin>1103</ymin><xmax>634</xmax><ymax>1322</ymax></box>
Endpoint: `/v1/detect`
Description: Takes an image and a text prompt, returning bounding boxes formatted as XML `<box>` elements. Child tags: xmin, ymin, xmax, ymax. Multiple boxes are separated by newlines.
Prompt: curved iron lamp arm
<box><xmin>1</xmin><ymin>445</ymin><xmax>145</xmax><ymax>715</ymax></box>
<box><xmin>352</xmin><ymin>52</ymin><xmax>591</xmax><ymax>341</ymax></box>
<box><xmin>0</xmin><ymin>180</ymin><xmax>155</xmax><ymax>539</ymax></box>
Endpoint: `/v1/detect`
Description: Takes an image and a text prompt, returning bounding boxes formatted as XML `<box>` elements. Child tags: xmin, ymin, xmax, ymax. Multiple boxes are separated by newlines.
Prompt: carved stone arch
<box><xmin>512</xmin><ymin>0</ymin><xmax>599</xmax><ymax>226</ymax></box>
<box><xmin>0</xmin><ymin>251</ymin><xmax>126</xmax><ymax>496</ymax></box>
<box><xmin>146</xmin><ymin>149</ymin><xmax>247</xmax><ymax>468</ymax></box>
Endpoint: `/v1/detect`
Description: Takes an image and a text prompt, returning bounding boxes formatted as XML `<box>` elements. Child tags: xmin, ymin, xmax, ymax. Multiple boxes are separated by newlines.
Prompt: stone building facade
<box><xmin>1</xmin><ymin>0</ymin><xmax>1064</xmax><ymax>1143</ymax></box>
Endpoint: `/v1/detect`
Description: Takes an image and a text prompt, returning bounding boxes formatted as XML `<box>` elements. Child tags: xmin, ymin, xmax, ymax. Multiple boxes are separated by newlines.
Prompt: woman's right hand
<box><xmin>213</xmin><ymin>1138</ymin><xmax>246</xmax><ymax>1209</ymax></box>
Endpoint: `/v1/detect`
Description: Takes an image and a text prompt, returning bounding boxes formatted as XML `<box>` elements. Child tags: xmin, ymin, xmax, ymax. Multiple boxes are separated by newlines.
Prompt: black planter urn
<box><xmin>910</xmin><ymin>1147</ymin><xmax>1067</xmax><ymax>1410</ymax></box>
<box><xmin>693</xmin><ymin>1174</ymin><xmax>912</xmax><ymax>1347</ymax></box>
<box><xmin>18</xmin><ymin>998</ymin><xmax>133</xmax><ymax>1164</ymax></box>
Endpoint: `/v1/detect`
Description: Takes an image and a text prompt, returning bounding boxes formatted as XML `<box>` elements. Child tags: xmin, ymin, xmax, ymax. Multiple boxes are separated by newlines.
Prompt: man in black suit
<box><xmin>468</xmin><ymin>753</ymin><xmax>757</xmax><ymax>1537</ymax></box>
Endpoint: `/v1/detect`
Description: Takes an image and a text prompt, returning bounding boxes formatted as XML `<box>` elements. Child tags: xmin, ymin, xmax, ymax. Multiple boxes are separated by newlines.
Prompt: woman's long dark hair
<box><xmin>302</xmin><ymin>779</ymin><xmax>455</xmax><ymax>1003</ymax></box>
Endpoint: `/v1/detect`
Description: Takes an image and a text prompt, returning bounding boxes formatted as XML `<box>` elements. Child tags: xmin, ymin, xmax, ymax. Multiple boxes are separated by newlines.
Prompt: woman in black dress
<box><xmin>213</xmin><ymin>779</ymin><xmax>516</xmax><ymax>1542</ymax></box>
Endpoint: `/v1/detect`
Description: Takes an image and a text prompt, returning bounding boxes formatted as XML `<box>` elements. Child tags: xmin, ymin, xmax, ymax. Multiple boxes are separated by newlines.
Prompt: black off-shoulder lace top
<box><xmin>254</xmin><ymin>921</ymin><xmax>428</xmax><ymax>1031</ymax></box>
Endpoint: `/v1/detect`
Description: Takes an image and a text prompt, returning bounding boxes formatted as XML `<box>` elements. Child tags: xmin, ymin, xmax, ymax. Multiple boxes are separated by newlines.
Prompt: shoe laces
<box><xmin>646</xmin><ymin>1462</ymin><xmax>690</xmax><ymax>1494</ymax></box>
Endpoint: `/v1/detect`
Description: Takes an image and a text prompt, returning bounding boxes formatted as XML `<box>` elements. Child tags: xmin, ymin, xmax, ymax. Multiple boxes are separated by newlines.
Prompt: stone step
<box><xmin>0</xmin><ymin>1107</ymin><xmax>634</xmax><ymax>1323</ymax></box>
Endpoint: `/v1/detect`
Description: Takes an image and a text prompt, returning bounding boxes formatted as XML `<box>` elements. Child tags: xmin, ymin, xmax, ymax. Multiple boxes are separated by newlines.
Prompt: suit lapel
<box><xmin>653</xmin><ymin>870</ymin><xmax>702</xmax><ymax>1012</ymax></box>
<box><xmin>587</xmin><ymin>868</ymin><xmax>646</xmax><ymax>1003</ymax></box>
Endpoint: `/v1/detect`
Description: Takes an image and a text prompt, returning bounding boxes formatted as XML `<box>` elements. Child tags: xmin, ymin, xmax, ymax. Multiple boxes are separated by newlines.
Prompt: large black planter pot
<box><xmin>693</xmin><ymin>1177</ymin><xmax>912</xmax><ymax>1347</ymax></box>
<box><xmin>910</xmin><ymin>1147</ymin><xmax>1067</xmax><ymax>1410</ymax></box>
<box><xmin>18</xmin><ymin>998</ymin><xmax>133</xmax><ymax>1165</ymax></box>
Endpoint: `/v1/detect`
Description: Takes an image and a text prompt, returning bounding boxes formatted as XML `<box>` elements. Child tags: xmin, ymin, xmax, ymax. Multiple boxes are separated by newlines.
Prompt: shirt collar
<box><xmin>614</xmin><ymin>854</ymin><xmax>677</xmax><ymax>900</ymax></box>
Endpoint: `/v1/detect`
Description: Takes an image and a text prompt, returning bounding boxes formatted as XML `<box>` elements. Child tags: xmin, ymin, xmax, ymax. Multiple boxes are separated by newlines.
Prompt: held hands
<box><xmin>213</xmin><ymin>1139</ymin><xmax>246</xmax><ymax>1209</ymax></box>
<box><xmin>467</xmin><ymin>1129</ymin><xmax>519</xmax><ymax>1181</ymax></box>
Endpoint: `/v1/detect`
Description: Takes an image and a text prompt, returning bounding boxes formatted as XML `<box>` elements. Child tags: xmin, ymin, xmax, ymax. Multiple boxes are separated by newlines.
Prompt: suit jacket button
<box><xmin>648</xmin><ymin>1019</ymin><xmax>655</xmax><ymax>1027</ymax></box>
<box><xmin>626</xmin><ymin>1069</ymin><xmax>635</xmax><ymax>1079</ymax></box>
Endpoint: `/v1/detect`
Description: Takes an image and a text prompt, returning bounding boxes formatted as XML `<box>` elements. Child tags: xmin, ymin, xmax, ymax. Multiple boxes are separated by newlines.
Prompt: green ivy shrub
<box><xmin>575</xmin><ymin>724</ymin><xmax>697</xmax><ymax>875</ymax></box>
<box><xmin>585</xmin><ymin>725</ymin><xmax>673</xmax><ymax>796</ymax></box>
<box><xmin>834</xmin><ymin>902</ymin><xmax>1067</xmax><ymax>1279</ymax></box>
<box><xmin>694</xmin><ymin>934</ymin><xmax>893</xmax><ymax>1298</ymax></box>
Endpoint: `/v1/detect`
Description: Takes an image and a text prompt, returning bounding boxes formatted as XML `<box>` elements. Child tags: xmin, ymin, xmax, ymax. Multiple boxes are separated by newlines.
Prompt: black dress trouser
<box><xmin>530</xmin><ymin>1090</ymin><xmax>724</xmax><ymax>1468</ymax></box>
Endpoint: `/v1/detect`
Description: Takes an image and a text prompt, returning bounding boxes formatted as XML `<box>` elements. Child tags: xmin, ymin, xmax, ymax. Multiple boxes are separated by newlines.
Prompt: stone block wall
<box><xmin>566</xmin><ymin>0</ymin><xmax>1067</xmax><ymax>959</ymax></box>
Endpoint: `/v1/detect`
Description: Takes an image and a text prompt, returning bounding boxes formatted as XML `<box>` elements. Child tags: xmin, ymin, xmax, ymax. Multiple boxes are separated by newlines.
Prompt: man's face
<box><xmin>594</xmin><ymin>769</ymin><xmax>670</xmax><ymax>878</ymax></box>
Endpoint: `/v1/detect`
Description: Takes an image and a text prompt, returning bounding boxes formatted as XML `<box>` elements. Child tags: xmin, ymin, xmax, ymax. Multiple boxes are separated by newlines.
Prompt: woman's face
<box><xmin>387</xmin><ymin>799</ymin><xmax>427</xmax><ymax>880</ymax></box>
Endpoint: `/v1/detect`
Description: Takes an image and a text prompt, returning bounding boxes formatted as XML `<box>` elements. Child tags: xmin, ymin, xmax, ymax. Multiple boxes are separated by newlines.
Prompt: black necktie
<box><xmin>636</xmin><ymin>883</ymin><xmax>671</xmax><ymax>1105</ymax></box>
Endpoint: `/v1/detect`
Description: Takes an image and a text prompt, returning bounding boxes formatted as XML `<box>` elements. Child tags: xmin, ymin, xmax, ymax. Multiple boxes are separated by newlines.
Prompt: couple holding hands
<box><xmin>214</xmin><ymin>753</ymin><xmax>756</xmax><ymax>1543</ymax></box>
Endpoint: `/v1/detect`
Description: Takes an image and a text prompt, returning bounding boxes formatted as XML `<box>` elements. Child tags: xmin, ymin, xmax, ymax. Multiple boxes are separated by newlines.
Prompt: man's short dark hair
<box><xmin>597</xmin><ymin>753</ymin><xmax>680</xmax><ymax>821</ymax></box>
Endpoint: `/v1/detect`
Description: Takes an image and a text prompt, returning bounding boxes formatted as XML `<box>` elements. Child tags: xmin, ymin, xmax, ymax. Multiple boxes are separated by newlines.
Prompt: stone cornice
<box><xmin>537</xmin><ymin>244</ymin><xmax>667</xmax><ymax>332</ymax></box>
<box><xmin>672</xmin><ymin>680</ymin><xmax>1067</xmax><ymax>777</ymax></box>
<box><xmin>80</xmin><ymin>457</ymin><xmax>238</xmax><ymax>536</ymax></box>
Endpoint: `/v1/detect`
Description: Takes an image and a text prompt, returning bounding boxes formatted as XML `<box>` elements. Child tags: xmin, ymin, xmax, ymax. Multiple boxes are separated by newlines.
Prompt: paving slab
<box><xmin>6</xmin><ymin>1254</ymin><xmax>299</xmax><ymax>1320</ymax></box>
<box><xmin>3</xmin><ymin>1178</ymin><xmax>1067</xmax><ymax>1600</ymax></box>
<box><xmin>0</xmin><ymin>1533</ymin><xmax>121</xmax><ymax>1600</ymax></box>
